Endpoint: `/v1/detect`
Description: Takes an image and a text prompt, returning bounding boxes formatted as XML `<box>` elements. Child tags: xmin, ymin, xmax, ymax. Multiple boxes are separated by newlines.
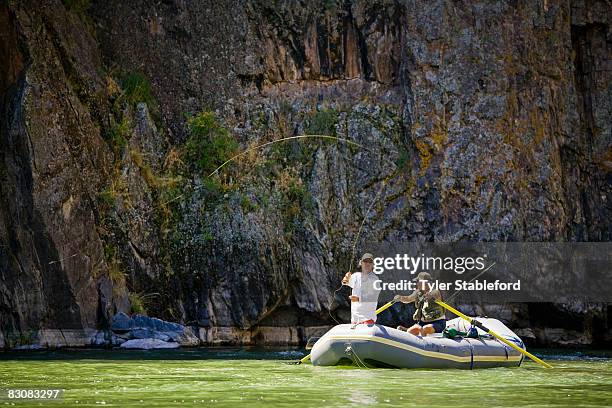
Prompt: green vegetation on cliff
<box><xmin>184</xmin><ymin>111</ymin><xmax>239</xmax><ymax>176</ymax></box>
<box><xmin>306</xmin><ymin>108</ymin><xmax>339</xmax><ymax>136</ymax></box>
<box><xmin>122</xmin><ymin>72</ymin><xmax>156</xmax><ymax>108</ymax></box>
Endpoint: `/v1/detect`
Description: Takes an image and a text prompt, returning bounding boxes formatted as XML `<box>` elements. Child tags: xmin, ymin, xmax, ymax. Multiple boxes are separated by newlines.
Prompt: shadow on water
<box><xmin>528</xmin><ymin>348</ymin><xmax>612</xmax><ymax>361</ymax></box>
<box><xmin>0</xmin><ymin>346</ymin><xmax>307</xmax><ymax>361</ymax></box>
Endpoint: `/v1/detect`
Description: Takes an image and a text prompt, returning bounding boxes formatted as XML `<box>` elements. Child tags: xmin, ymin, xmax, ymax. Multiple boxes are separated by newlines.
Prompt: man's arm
<box><xmin>394</xmin><ymin>290</ymin><xmax>418</xmax><ymax>304</ymax></box>
<box><xmin>425</xmin><ymin>289</ymin><xmax>442</xmax><ymax>300</ymax></box>
<box><xmin>342</xmin><ymin>272</ymin><xmax>353</xmax><ymax>286</ymax></box>
<box><xmin>349</xmin><ymin>274</ymin><xmax>361</xmax><ymax>302</ymax></box>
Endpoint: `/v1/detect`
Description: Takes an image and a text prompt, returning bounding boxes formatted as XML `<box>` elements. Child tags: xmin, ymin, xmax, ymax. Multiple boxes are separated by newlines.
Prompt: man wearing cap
<box><xmin>394</xmin><ymin>272</ymin><xmax>446</xmax><ymax>336</ymax></box>
<box><xmin>341</xmin><ymin>253</ymin><xmax>381</xmax><ymax>325</ymax></box>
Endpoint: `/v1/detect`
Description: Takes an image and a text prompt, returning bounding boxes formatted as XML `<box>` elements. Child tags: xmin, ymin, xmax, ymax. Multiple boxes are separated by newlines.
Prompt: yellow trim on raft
<box><xmin>321</xmin><ymin>335</ymin><xmax>522</xmax><ymax>363</ymax></box>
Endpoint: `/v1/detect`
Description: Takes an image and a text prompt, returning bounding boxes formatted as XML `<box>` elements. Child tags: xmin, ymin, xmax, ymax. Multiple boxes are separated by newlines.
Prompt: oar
<box><xmin>435</xmin><ymin>299</ymin><xmax>552</xmax><ymax>369</ymax></box>
<box><xmin>373</xmin><ymin>300</ymin><xmax>397</xmax><ymax>315</ymax></box>
<box><xmin>297</xmin><ymin>300</ymin><xmax>398</xmax><ymax>364</ymax></box>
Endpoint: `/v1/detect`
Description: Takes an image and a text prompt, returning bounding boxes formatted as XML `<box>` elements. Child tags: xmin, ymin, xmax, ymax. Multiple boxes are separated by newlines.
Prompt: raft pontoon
<box><xmin>310</xmin><ymin>317</ymin><xmax>525</xmax><ymax>369</ymax></box>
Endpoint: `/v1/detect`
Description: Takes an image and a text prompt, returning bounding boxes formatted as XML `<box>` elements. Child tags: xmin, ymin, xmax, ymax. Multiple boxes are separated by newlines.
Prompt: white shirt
<box><xmin>348</xmin><ymin>272</ymin><xmax>381</xmax><ymax>324</ymax></box>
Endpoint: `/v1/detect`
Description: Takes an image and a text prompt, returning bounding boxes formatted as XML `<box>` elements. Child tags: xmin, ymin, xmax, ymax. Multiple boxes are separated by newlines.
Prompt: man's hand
<box><xmin>394</xmin><ymin>294</ymin><xmax>410</xmax><ymax>304</ymax></box>
<box><xmin>394</xmin><ymin>291</ymin><xmax>417</xmax><ymax>304</ymax></box>
<box><xmin>342</xmin><ymin>272</ymin><xmax>352</xmax><ymax>285</ymax></box>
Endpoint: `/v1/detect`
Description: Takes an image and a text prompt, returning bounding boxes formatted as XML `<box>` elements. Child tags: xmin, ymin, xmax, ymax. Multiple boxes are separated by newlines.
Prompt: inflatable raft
<box><xmin>310</xmin><ymin>317</ymin><xmax>525</xmax><ymax>369</ymax></box>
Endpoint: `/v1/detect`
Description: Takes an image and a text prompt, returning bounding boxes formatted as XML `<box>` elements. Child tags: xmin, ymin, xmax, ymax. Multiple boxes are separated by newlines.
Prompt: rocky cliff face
<box><xmin>0</xmin><ymin>0</ymin><xmax>610</xmax><ymax>348</ymax></box>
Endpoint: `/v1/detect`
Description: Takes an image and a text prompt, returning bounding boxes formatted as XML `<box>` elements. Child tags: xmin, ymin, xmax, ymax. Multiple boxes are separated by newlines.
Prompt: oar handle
<box><xmin>435</xmin><ymin>300</ymin><xmax>552</xmax><ymax>369</ymax></box>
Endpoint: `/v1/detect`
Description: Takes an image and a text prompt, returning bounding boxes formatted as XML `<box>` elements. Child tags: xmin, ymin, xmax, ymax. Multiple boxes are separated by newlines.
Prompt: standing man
<box><xmin>342</xmin><ymin>253</ymin><xmax>381</xmax><ymax>325</ymax></box>
<box><xmin>394</xmin><ymin>272</ymin><xmax>446</xmax><ymax>336</ymax></box>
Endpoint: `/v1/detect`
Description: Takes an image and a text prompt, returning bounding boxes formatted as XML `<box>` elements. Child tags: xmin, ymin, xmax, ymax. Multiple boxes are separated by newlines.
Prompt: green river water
<box><xmin>0</xmin><ymin>348</ymin><xmax>610</xmax><ymax>407</ymax></box>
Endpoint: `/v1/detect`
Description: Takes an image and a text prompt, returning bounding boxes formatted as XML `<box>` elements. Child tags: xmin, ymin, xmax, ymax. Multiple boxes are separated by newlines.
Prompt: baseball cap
<box><xmin>412</xmin><ymin>271</ymin><xmax>432</xmax><ymax>281</ymax></box>
<box><xmin>358</xmin><ymin>253</ymin><xmax>374</xmax><ymax>266</ymax></box>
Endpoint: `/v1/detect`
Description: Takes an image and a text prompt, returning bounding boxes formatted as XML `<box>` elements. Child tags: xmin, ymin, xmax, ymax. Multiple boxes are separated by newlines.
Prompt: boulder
<box><xmin>120</xmin><ymin>339</ymin><xmax>180</xmax><ymax>349</ymax></box>
<box><xmin>91</xmin><ymin>330</ymin><xmax>109</xmax><ymax>346</ymax></box>
<box><xmin>110</xmin><ymin>313</ymin><xmax>195</xmax><ymax>345</ymax></box>
<box><xmin>535</xmin><ymin>328</ymin><xmax>592</xmax><ymax>346</ymax></box>
<box><xmin>111</xmin><ymin>312</ymin><xmax>134</xmax><ymax>331</ymax></box>
<box><xmin>131</xmin><ymin>329</ymin><xmax>171</xmax><ymax>342</ymax></box>
<box><xmin>176</xmin><ymin>327</ymin><xmax>200</xmax><ymax>346</ymax></box>
<box><xmin>132</xmin><ymin>314</ymin><xmax>184</xmax><ymax>333</ymax></box>
<box><xmin>514</xmin><ymin>328</ymin><xmax>536</xmax><ymax>342</ymax></box>
<box><xmin>111</xmin><ymin>335</ymin><xmax>127</xmax><ymax>346</ymax></box>
<box><xmin>113</xmin><ymin>331</ymin><xmax>133</xmax><ymax>340</ymax></box>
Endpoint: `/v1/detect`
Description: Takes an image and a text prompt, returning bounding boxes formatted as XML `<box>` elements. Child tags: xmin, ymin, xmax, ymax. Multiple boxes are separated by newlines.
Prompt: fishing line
<box><xmin>48</xmin><ymin>253</ymin><xmax>79</xmax><ymax>265</ymax></box>
<box><xmin>156</xmin><ymin>134</ymin><xmax>371</xmax><ymax>210</ymax></box>
<box><xmin>202</xmin><ymin>133</ymin><xmax>398</xmax><ymax>328</ymax></box>
<box><xmin>443</xmin><ymin>260</ymin><xmax>512</xmax><ymax>352</ymax></box>
<box><xmin>349</xmin><ymin>341</ymin><xmax>370</xmax><ymax>369</ymax></box>
<box><xmin>327</xmin><ymin>176</ymin><xmax>389</xmax><ymax>325</ymax></box>
<box><xmin>157</xmin><ymin>132</ymin><xmax>398</xmax><ymax>330</ymax></box>
<box><xmin>442</xmin><ymin>262</ymin><xmax>495</xmax><ymax>339</ymax></box>
<box><xmin>208</xmin><ymin>134</ymin><xmax>367</xmax><ymax>178</ymax></box>
<box><xmin>152</xmin><ymin>131</ymin><xmax>397</xmax><ymax>327</ymax></box>
<box><xmin>45</xmin><ymin>131</ymin><xmax>400</xmax><ymax>334</ymax></box>
<box><xmin>44</xmin><ymin>134</ymin><xmax>371</xmax><ymax>265</ymax></box>
<box><xmin>445</xmin><ymin>261</ymin><xmax>496</xmax><ymax>303</ymax></box>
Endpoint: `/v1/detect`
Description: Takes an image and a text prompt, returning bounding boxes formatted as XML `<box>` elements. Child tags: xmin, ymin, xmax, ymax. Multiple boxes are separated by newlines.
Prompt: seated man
<box><xmin>342</xmin><ymin>253</ymin><xmax>381</xmax><ymax>325</ymax></box>
<box><xmin>394</xmin><ymin>272</ymin><xmax>446</xmax><ymax>336</ymax></box>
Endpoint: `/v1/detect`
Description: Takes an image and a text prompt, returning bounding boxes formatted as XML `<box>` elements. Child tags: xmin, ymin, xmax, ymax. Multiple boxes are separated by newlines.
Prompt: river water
<box><xmin>1</xmin><ymin>348</ymin><xmax>610</xmax><ymax>407</ymax></box>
